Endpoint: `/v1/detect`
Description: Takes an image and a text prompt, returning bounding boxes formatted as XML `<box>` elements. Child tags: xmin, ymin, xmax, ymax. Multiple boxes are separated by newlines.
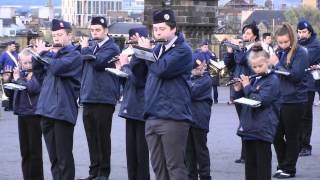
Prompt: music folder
<box><xmin>210</xmin><ymin>60</ymin><xmax>225</xmax><ymax>70</ymax></box>
<box><xmin>105</xmin><ymin>68</ymin><xmax>129</xmax><ymax>78</ymax></box>
<box><xmin>3</xmin><ymin>83</ymin><xmax>27</xmax><ymax>91</ymax></box>
<box><xmin>234</xmin><ymin>97</ymin><xmax>261</xmax><ymax>107</ymax></box>
<box><xmin>132</xmin><ymin>45</ymin><xmax>156</xmax><ymax>62</ymax></box>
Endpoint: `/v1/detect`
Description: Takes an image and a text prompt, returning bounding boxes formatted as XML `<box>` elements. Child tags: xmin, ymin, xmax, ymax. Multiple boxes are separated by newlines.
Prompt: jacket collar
<box><xmin>154</xmin><ymin>32</ymin><xmax>185</xmax><ymax>58</ymax></box>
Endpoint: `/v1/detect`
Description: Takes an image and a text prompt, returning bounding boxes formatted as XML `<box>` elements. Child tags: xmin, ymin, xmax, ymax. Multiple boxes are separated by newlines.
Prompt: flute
<box><xmin>107</xmin><ymin>54</ymin><xmax>133</xmax><ymax>64</ymax></box>
<box><xmin>28</xmin><ymin>43</ymin><xmax>64</xmax><ymax>48</ymax></box>
<box><xmin>125</xmin><ymin>39</ymin><xmax>167</xmax><ymax>44</ymax></box>
<box><xmin>225</xmin><ymin>73</ymin><xmax>264</xmax><ymax>86</ymax></box>
<box><xmin>222</xmin><ymin>41</ymin><xmax>243</xmax><ymax>51</ymax></box>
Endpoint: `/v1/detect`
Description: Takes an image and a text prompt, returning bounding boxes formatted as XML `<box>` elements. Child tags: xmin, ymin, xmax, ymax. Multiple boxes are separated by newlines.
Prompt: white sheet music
<box><xmin>3</xmin><ymin>83</ymin><xmax>27</xmax><ymax>91</ymax></box>
<box><xmin>234</xmin><ymin>97</ymin><xmax>261</xmax><ymax>107</ymax></box>
<box><xmin>105</xmin><ymin>68</ymin><xmax>129</xmax><ymax>78</ymax></box>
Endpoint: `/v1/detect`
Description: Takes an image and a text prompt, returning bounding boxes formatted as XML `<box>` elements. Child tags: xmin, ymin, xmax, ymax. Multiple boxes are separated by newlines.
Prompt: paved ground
<box><xmin>0</xmin><ymin>87</ymin><xmax>320</xmax><ymax>180</ymax></box>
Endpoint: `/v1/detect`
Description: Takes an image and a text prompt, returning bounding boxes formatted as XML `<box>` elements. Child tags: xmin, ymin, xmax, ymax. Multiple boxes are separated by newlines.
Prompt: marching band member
<box><xmin>78</xmin><ymin>16</ymin><xmax>120</xmax><ymax>180</ymax></box>
<box><xmin>138</xmin><ymin>9</ymin><xmax>193</xmax><ymax>180</ymax></box>
<box><xmin>296</xmin><ymin>20</ymin><xmax>320</xmax><ymax>157</ymax></box>
<box><xmin>0</xmin><ymin>41</ymin><xmax>19</xmax><ymax>111</ymax></box>
<box><xmin>186</xmin><ymin>59</ymin><xmax>213</xmax><ymax>180</ymax></box>
<box><xmin>261</xmin><ymin>33</ymin><xmax>275</xmax><ymax>55</ymax></box>
<box><xmin>116</xmin><ymin>27</ymin><xmax>150</xmax><ymax>180</ymax></box>
<box><xmin>223</xmin><ymin>22</ymin><xmax>260</xmax><ymax>164</ymax></box>
<box><xmin>33</xmin><ymin>19</ymin><xmax>82</xmax><ymax>180</ymax></box>
<box><xmin>233</xmin><ymin>43</ymin><xmax>280</xmax><ymax>180</ymax></box>
<box><xmin>13</xmin><ymin>48</ymin><xmax>43</xmax><ymax>180</ymax></box>
<box><xmin>273</xmin><ymin>23</ymin><xmax>309</xmax><ymax>179</ymax></box>
<box><xmin>193</xmin><ymin>41</ymin><xmax>219</xmax><ymax>104</ymax></box>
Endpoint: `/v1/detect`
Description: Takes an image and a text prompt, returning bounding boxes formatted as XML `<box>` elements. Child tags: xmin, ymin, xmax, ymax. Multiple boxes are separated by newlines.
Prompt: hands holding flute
<box><xmin>233</xmin><ymin>74</ymin><xmax>251</xmax><ymax>92</ymax></box>
<box><xmin>33</xmin><ymin>39</ymin><xmax>62</xmax><ymax>54</ymax></box>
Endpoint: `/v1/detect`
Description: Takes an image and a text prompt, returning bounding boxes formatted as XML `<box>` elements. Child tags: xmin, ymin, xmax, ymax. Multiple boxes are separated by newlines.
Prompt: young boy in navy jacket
<box><xmin>33</xmin><ymin>19</ymin><xmax>82</xmax><ymax>180</ymax></box>
<box><xmin>136</xmin><ymin>9</ymin><xmax>193</xmax><ymax>179</ymax></box>
<box><xmin>12</xmin><ymin>48</ymin><xmax>43</xmax><ymax>180</ymax></box>
<box><xmin>186</xmin><ymin>59</ymin><xmax>213</xmax><ymax>180</ymax></box>
<box><xmin>233</xmin><ymin>43</ymin><xmax>281</xmax><ymax>180</ymax></box>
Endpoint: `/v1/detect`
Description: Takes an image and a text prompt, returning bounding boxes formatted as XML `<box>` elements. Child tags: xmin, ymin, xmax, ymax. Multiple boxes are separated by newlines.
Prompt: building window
<box><xmin>93</xmin><ymin>1</ymin><xmax>96</xmax><ymax>14</ymax></box>
<box><xmin>102</xmin><ymin>1</ymin><xmax>107</xmax><ymax>14</ymax></box>
<box><xmin>77</xmin><ymin>0</ymin><xmax>82</xmax><ymax>14</ymax></box>
<box><xmin>96</xmin><ymin>1</ymin><xmax>100</xmax><ymax>14</ymax></box>
<box><xmin>107</xmin><ymin>1</ymin><xmax>110</xmax><ymax>10</ymax></box>
<box><xmin>111</xmin><ymin>1</ymin><xmax>114</xmax><ymax>11</ymax></box>
<box><xmin>77</xmin><ymin>15</ymin><xmax>81</xmax><ymax>26</ymax></box>
<box><xmin>77</xmin><ymin>1</ymin><xmax>80</xmax><ymax>14</ymax></box>
<box><xmin>88</xmin><ymin>1</ymin><xmax>91</xmax><ymax>14</ymax></box>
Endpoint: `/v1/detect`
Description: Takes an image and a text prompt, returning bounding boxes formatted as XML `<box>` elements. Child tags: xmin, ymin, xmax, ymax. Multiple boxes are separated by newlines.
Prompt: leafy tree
<box><xmin>285</xmin><ymin>6</ymin><xmax>320</xmax><ymax>34</ymax></box>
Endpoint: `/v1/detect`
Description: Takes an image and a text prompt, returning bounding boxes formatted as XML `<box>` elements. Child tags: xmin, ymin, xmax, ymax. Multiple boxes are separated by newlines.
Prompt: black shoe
<box><xmin>299</xmin><ymin>148</ymin><xmax>312</xmax><ymax>156</ymax></box>
<box><xmin>214</xmin><ymin>100</ymin><xmax>218</xmax><ymax>104</ymax></box>
<box><xmin>277</xmin><ymin>172</ymin><xmax>295</xmax><ymax>179</ymax></box>
<box><xmin>273</xmin><ymin>169</ymin><xmax>283</xmax><ymax>178</ymax></box>
<box><xmin>234</xmin><ymin>158</ymin><xmax>245</xmax><ymax>164</ymax></box>
<box><xmin>77</xmin><ymin>175</ymin><xmax>97</xmax><ymax>180</ymax></box>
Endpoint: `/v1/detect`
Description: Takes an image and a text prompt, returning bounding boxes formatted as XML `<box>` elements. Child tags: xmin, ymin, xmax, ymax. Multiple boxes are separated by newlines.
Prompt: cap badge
<box><xmin>164</xmin><ymin>14</ymin><xmax>170</xmax><ymax>21</ymax></box>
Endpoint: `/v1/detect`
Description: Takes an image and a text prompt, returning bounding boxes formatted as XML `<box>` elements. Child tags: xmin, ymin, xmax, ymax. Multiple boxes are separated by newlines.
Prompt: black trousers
<box><xmin>126</xmin><ymin>119</ymin><xmax>150</xmax><ymax>180</ymax></box>
<box><xmin>145</xmin><ymin>119</ymin><xmax>190</xmax><ymax>180</ymax></box>
<box><xmin>18</xmin><ymin>115</ymin><xmax>43</xmax><ymax>180</ymax></box>
<box><xmin>244</xmin><ymin>140</ymin><xmax>271</xmax><ymax>180</ymax></box>
<box><xmin>300</xmin><ymin>92</ymin><xmax>315</xmax><ymax>150</ymax></box>
<box><xmin>186</xmin><ymin>127</ymin><xmax>211</xmax><ymax>180</ymax></box>
<box><xmin>83</xmin><ymin>103</ymin><xmax>115</xmax><ymax>177</ymax></box>
<box><xmin>212</xmin><ymin>86</ymin><xmax>218</xmax><ymax>102</ymax></box>
<box><xmin>274</xmin><ymin>103</ymin><xmax>303</xmax><ymax>175</ymax></box>
<box><xmin>41</xmin><ymin>117</ymin><xmax>75</xmax><ymax>180</ymax></box>
<box><xmin>235</xmin><ymin>103</ymin><xmax>245</xmax><ymax>159</ymax></box>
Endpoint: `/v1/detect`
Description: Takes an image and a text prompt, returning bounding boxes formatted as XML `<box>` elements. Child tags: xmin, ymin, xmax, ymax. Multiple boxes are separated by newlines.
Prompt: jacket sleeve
<box><xmin>46</xmin><ymin>50</ymin><xmax>82</xmax><ymax>77</ymax></box>
<box><xmin>234</xmin><ymin>50</ymin><xmax>249</xmax><ymax>65</ymax></box>
<box><xmin>223</xmin><ymin>52</ymin><xmax>235</xmax><ymax>71</ymax></box>
<box><xmin>243</xmin><ymin>77</ymin><xmax>280</xmax><ymax>107</ymax></box>
<box><xmin>149</xmin><ymin>46</ymin><xmax>192</xmax><ymax>79</ymax></box>
<box><xmin>81</xmin><ymin>46</ymin><xmax>120</xmax><ymax>71</ymax></box>
<box><xmin>190</xmin><ymin>75</ymin><xmax>212</xmax><ymax>100</ymax></box>
<box><xmin>15</xmin><ymin>76</ymin><xmax>41</xmax><ymax>95</ymax></box>
<box><xmin>122</xmin><ymin>57</ymin><xmax>148</xmax><ymax>88</ymax></box>
<box><xmin>32</xmin><ymin>56</ymin><xmax>48</xmax><ymax>85</ymax></box>
<box><xmin>287</xmin><ymin>48</ymin><xmax>309</xmax><ymax>83</ymax></box>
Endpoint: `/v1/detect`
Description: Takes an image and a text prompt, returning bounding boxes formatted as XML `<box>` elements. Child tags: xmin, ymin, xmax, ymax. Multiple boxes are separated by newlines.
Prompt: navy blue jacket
<box><xmin>13</xmin><ymin>73</ymin><xmax>41</xmax><ymax>116</ymax></box>
<box><xmin>144</xmin><ymin>33</ymin><xmax>193</xmax><ymax>122</ymax></box>
<box><xmin>119</xmin><ymin>56</ymin><xmax>148</xmax><ymax>121</ymax></box>
<box><xmin>193</xmin><ymin>50</ymin><xmax>219</xmax><ymax>86</ymax></box>
<box><xmin>298</xmin><ymin>33</ymin><xmax>320</xmax><ymax>92</ymax></box>
<box><xmin>189</xmin><ymin>72</ymin><xmax>213</xmax><ymax>131</ymax></box>
<box><xmin>275</xmin><ymin>46</ymin><xmax>309</xmax><ymax>103</ymax></box>
<box><xmin>192</xmin><ymin>49</ymin><xmax>216</xmax><ymax>65</ymax></box>
<box><xmin>223</xmin><ymin>49</ymin><xmax>253</xmax><ymax>78</ymax></box>
<box><xmin>235</xmin><ymin>72</ymin><xmax>280</xmax><ymax>143</ymax></box>
<box><xmin>33</xmin><ymin>45</ymin><xmax>82</xmax><ymax>124</ymax></box>
<box><xmin>224</xmin><ymin>48</ymin><xmax>253</xmax><ymax>98</ymax></box>
<box><xmin>80</xmin><ymin>37</ymin><xmax>121</xmax><ymax>105</ymax></box>
<box><xmin>0</xmin><ymin>51</ymin><xmax>18</xmax><ymax>71</ymax></box>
